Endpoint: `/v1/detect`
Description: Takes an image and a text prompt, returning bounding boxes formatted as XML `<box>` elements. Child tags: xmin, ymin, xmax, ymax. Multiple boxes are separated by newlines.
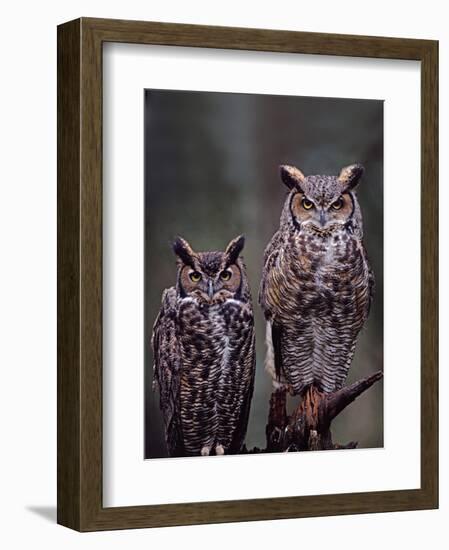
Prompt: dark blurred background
<box><xmin>144</xmin><ymin>90</ymin><xmax>383</xmax><ymax>458</ymax></box>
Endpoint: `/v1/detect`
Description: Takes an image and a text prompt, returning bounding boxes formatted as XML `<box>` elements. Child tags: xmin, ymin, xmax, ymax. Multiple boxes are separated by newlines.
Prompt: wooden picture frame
<box><xmin>57</xmin><ymin>17</ymin><xmax>438</xmax><ymax>531</ymax></box>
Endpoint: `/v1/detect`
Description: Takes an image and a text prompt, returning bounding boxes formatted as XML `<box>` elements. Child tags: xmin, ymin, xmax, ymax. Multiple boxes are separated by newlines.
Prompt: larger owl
<box><xmin>152</xmin><ymin>236</ymin><xmax>255</xmax><ymax>457</ymax></box>
<box><xmin>259</xmin><ymin>164</ymin><xmax>374</xmax><ymax>395</ymax></box>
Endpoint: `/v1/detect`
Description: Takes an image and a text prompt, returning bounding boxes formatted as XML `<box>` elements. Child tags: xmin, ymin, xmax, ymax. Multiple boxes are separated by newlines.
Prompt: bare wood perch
<box><xmin>264</xmin><ymin>370</ymin><xmax>383</xmax><ymax>452</ymax></box>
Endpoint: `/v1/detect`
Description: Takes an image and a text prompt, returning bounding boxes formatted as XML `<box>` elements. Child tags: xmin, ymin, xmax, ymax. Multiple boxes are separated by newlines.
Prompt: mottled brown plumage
<box><xmin>152</xmin><ymin>236</ymin><xmax>256</xmax><ymax>457</ymax></box>
<box><xmin>259</xmin><ymin>164</ymin><xmax>374</xmax><ymax>395</ymax></box>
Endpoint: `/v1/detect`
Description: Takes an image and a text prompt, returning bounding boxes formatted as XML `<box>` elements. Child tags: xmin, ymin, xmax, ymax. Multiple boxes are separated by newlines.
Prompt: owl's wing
<box><xmin>367</xmin><ymin>260</ymin><xmax>375</xmax><ymax>316</ymax></box>
<box><xmin>362</xmin><ymin>243</ymin><xmax>375</xmax><ymax>317</ymax></box>
<box><xmin>259</xmin><ymin>231</ymin><xmax>287</xmax><ymax>385</ymax></box>
<box><xmin>152</xmin><ymin>287</ymin><xmax>184</xmax><ymax>456</ymax></box>
<box><xmin>229</xmin><ymin>315</ymin><xmax>256</xmax><ymax>454</ymax></box>
<box><xmin>258</xmin><ymin>230</ymin><xmax>282</xmax><ymax>318</ymax></box>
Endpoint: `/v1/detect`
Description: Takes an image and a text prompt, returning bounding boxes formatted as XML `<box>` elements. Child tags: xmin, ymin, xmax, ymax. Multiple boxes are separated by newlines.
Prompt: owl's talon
<box><xmin>215</xmin><ymin>444</ymin><xmax>225</xmax><ymax>455</ymax></box>
<box><xmin>200</xmin><ymin>446</ymin><xmax>211</xmax><ymax>456</ymax></box>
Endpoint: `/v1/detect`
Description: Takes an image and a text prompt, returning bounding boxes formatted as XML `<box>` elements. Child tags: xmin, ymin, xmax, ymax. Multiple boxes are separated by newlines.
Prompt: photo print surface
<box><xmin>144</xmin><ymin>90</ymin><xmax>383</xmax><ymax>459</ymax></box>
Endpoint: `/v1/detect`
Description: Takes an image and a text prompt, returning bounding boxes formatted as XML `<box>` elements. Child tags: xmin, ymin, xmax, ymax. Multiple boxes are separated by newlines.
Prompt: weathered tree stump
<box><xmin>265</xmin><ymin>371</ymin><xmax>383</xmax><ymax>452</ymax></box>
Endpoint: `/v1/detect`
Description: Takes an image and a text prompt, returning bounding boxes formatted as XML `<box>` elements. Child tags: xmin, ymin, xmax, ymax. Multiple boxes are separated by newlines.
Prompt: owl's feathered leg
<box><xmin>264</xmin><ymin>322</ymin><xmax>276</xmax><ymax>380</ymax></box>
<box><xmin>200</xmin><ymin>445</ymin><xmax>212</xmax><ymax>456</ymax></box>
<box><xmin>264</xmin><ymin>322</ymin><xmax>292</xmax><ymax>393</ymax></box>
<box><xmin>271</xmin><ymin>322</ymin><xmax>283</xmax><ymax>382</ymax></box>
<box><xmin>215</xmin><ymin>444</ymin><xmax>225</xmax><ymax>455</ymax></box>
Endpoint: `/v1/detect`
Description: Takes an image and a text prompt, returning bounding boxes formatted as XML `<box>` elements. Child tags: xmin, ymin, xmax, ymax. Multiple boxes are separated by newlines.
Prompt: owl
<box><xmin>152</xmin><ymin>235</ymin><xmax>256</xmax><ymax>457</ymax></box>
<box><xmin>259</xmin><ymin>164</ymin><xmax>374</xmax><ymax>395</ymax></box>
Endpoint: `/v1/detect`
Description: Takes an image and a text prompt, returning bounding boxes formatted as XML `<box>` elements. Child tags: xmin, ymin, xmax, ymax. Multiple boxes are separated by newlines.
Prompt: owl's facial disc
<box><xmin>291</xmin><ymin>192</ymin><xmax>353</xmax><ymax>232</ymax></box>
<box><xmin>179</xmin><ymin>264</ymin><xmax>242</xmax><ymax>304</ymax></box>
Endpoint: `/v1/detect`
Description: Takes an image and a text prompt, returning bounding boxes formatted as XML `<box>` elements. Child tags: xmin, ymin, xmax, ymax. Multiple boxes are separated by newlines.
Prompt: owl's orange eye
<box><xmin>332</xmin><ymin>197</ymin><xmax>344</xmax><ymax>210</ymax></box>
<box><xmin>189</xmin><ymin>271</ymin><xmax>202</xmax><ymax>282</ymax></box>
<box><xmin>302</xmin><ymin>198</ymin><xmax>314</xmax><ymax>210</ymax></box>
<box><xmin>220</xmin><ymin>270</ymin><xmax>232</xmax><ymax>281</ymax></box>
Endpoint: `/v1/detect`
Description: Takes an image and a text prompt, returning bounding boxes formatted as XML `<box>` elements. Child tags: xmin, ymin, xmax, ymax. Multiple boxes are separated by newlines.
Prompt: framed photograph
<box><xmin>57</xmin><ymin>17</ymin><xmax>438</xmax><ymax>531</ymax></box>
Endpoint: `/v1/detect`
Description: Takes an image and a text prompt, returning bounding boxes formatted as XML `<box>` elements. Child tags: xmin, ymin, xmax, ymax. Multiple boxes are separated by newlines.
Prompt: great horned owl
<box><xmin>259</xmin><ymin>164</ymin><xmax>374</xmax><ymax>395</ymax></box>
<box><xmin>152</xmin><ymin>235</ymin><xmax>256</xmax><ymax>457</ymax></box>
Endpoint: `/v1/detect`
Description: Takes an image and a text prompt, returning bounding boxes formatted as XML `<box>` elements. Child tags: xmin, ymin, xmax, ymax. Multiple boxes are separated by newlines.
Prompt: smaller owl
<box><xmin>152</xmin><ymin>236</ymin><xmax>256</xmax><ymax>457</ymax></box>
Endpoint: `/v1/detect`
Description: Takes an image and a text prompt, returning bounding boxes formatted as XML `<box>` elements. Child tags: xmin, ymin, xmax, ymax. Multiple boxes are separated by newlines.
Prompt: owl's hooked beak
<box><xmin>319</xmin><ymin>209</ymin><xmax>327</xmax><ymax>227</ymax></box>
<box><xmin>207</xmin><ymin>280</ymin><xmax>215</xmax><ymax>299</ymax></box>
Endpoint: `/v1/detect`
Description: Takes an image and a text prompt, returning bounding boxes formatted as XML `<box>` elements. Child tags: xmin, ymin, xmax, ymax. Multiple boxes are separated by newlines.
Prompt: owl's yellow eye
<box><xmin>302</xmin><ymin>198</ymin><xmax>314</xmax><ymax>210</ymax></box>
<box><xmin>332</xmin><ymin>197</ymin><xmax>344</xmax><ymax>210</ymax></box>
<box><xmin>220</xmin><ymin>270</ymin><xmax>232</xmax><ymax>281</ymax></box>
<box><xmin>189</xmin><ymin>271</ymin><xmax>202</xmax><ymax>282</ymax></box>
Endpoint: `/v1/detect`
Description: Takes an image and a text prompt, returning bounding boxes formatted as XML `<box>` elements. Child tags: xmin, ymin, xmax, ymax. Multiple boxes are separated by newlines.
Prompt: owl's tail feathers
<box><xmin>265</xmin><ymin>322</ymin><xmax>289</xmax><ymax>391</ymax></box>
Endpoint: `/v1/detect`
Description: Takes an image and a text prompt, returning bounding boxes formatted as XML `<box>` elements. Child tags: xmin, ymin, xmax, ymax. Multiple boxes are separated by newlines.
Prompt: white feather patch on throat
<box><xmin>179</xmin><ymin>296</ymin><xmax>197</xmax><ymax>304</ymax></box>
<box><xmin>224</xmin><ymin>298</ymin><xmax>242</xmax><ymax>306</ymax></box>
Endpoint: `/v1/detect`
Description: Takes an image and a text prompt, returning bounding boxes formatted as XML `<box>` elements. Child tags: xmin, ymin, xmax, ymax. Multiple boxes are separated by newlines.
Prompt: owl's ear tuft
<box><xmin>225</xmin><ymin>235</ymin><xmax>245</xmax><ymax>265</ymax></box>
<box><xmin>280</xmin><ymin>164</ymin><xmax>306</xmax><ymax>192</ymax></box>
<box><xmin>172</xmin><ymin>236</ymin><xmax>196</xmax><ymax>267</ymax></box>
<box><xmin>338</xmin><ymin>163</ymin><xmax>365</xmax><ymax>190</ymax></box>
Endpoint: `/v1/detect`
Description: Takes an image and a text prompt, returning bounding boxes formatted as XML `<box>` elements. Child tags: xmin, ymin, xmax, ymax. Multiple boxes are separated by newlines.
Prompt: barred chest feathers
<box><xmin>274</xmin><ymin>227</ymin><xmax>369</xmax><ymax>316</ymax></box>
